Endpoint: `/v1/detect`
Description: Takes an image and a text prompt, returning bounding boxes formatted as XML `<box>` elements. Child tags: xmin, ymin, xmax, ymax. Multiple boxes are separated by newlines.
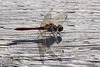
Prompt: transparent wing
<box><xmin>50</xmin><ymin>37</ymin><xmax>64</xmax><ymax>56</ymax></box>
<box><xmin>37</xmin><ymin>43</ymin><xmax>46</xmax><ymax>62</ymax></box>
<box><xmin>37</xmin><ymin>30</ymin><xmax>47</xmax><ymax>63</ymax></box>
<box><xmin>43</xmin><ymin>33</ymin><xmax>64</xmax><ymax>57</ymax></box>
<box><xmin>45</xmin><ymin>36</ymin><xmax>64</xmax><ymax>61</ymax></box>
<box><xmin>41</xmin><ymin>8</ymin><xmax>53</xmax><ymax>26</ymax></box>
<box><xmin>52</xmin><ymin>12</ymin><xmax>68</xmax><ymax>26</ymax></box>
<box><xmin>37</xmin><ymin>31</ymin><xmax>64</xmax><ymax>61</ymax></box>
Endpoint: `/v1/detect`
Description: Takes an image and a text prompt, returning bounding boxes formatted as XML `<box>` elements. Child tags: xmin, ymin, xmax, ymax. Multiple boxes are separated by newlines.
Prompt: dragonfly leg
<box><xmin>49</xmin><ymin>32</ymin><xmax>59</xmax><ymax>44</ymax></box>
<box><xmin>51</xmin><ymin>32</ymin><xmax>59</xmax><ymax>44</ymax></box>
<box><xmin>49</xmin><ymin>32</ymin><xmax>53</xmax><ymax>37</ymax></box>
<box><xmin>57</xmin><ymin>32</ymin><xmax>63</xmax><ymax>37</ymax></box>
<box><xmin>56</xmin><ymin>28</ymin><xmax>63</xmax><ymax>37</ymax></box>
<box><xmin>37</xmin><ymin>30</ymin><xmax>46</xmax><ymax>39</ymax></box>
<box><xmin>48</xmin><ymin>47</ymin><xmax>62</xmax><ymax>61</ymax></box>
<box><xmin>40</xmin><ymin>14</ymin><xmax>45</xmax><ymax>16</ymax></box>
<box><xmin>48</xmin><ymin>47</ymin><xmax>57</xmax><ymax>57</ymax></box>
<box><xmin>50</xmin><ymin>27</ymin><xmax>59</xmax><ymax>44</ymax></box>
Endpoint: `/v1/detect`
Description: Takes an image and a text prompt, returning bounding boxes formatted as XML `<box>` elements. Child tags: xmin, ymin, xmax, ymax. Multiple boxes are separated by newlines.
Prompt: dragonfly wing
<box><xmin>50</xmin><ymin>41</ymin><xmax>64</xmax><ymax>56</ymax></box>
<box><xmin>37</xmin><ymin>32</ymin><xmax>64</xmax><ymax>62</ymax></box>
<box><xmin>41</xmin><ymin>8</ymin><xmax>53</xmax><ymax>26</ymax></box>
<box><xmin>38</xmin><ymin>43</ymin><xmax>46</xmax><ymax>62</ymax></box>
<box><xmin>45</xmin><ymin>35</ymin><xmax>64</xmax><ymax>56</ymax></box>
<box><xmin>37</xmin><ymin>30</ymin><xmax>47</xmax><ymax>62</ymax></box>
<box><xmin>45</xmin><ymin>37</ymin><xmax>64</xmax><ymax>61</ymax></box>
<box><xmin>52</xmin><ymin>12</ymin><xmax>68</xmax><ymax>26</ymax></box>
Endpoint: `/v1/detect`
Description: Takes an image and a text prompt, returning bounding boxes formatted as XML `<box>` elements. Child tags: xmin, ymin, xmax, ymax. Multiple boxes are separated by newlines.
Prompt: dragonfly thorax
<box><xmin>44</xmin><ymin>23</ymin><xmax>57</xmax><ymax>32</ymax></box>
<box><xmin>44</xmin><ymin>23</ymin><xmax>63</xmax><ymax>32</ymax></box>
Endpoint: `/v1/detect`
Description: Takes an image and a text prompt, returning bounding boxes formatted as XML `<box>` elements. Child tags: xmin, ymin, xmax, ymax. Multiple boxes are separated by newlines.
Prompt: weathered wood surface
<box><xmin>0</xmin><ymin>0</ymin><xmax>100</xmax><ymax>67</ymax></box>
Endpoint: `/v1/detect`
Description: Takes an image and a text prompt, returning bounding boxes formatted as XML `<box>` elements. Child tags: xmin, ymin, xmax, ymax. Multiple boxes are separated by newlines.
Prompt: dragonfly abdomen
<box><xmin>14</xmin><ymin>26</ymin><xmax>45</xmax><ymax>30</ymax></box>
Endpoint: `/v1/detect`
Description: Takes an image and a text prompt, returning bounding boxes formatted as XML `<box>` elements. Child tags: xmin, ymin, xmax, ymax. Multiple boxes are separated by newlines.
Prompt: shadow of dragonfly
<box><xmin>7</xmin><ymin>36</ymin><xmax>63</xmax><ymax>64</ymax></box>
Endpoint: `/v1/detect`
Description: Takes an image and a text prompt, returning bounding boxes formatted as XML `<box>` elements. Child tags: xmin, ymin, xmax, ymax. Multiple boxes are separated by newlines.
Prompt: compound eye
<box><xmin>58</xmin><ymin>25</ymin><xmax>63</xmax><ymax>31</ymax></box>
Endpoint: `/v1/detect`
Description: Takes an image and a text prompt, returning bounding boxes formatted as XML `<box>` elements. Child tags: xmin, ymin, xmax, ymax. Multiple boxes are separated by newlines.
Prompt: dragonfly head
<box><xmin>57</xmin><ymin>25</ymin><xmax>63</xmax><ymax>32</ymax></box>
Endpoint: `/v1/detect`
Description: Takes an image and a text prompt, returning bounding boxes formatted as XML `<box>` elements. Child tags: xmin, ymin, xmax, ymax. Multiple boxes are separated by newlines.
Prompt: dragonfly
<box><xmin>14</xmin><ymin>8</ymin><xmax>67</xmax><ymax>62</ymax></box>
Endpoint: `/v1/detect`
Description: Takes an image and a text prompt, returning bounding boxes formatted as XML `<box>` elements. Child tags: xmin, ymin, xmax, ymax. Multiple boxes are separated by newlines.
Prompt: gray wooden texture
<box><xmin>0</xmin><ymin>0</ymin><xmax>100</xmax><ymax>67</ymax></box>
